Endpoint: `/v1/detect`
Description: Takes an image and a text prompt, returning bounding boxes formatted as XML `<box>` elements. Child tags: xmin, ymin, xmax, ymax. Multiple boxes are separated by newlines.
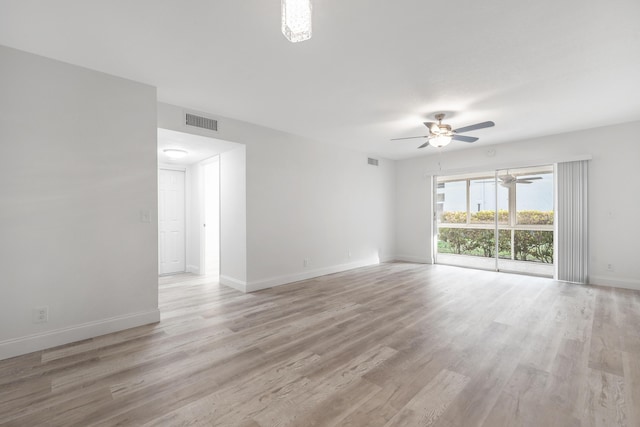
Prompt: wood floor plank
<box><xmin>384</xmin><ymin>369</ymin><xmax>470</xmax><ymax>427</ymax></box>
<box><xmin>339</xmin><ymin>386</ymin><xmax>403</xmax><ymax>426</ymax></box>
<box><xmin>481</xmin><ymin>364</ymin><xmax>549</xmax><ymax>427</ymax></box>
<box><xmin>622</xmin><ymin>351</ymin><xmax>640</xmax><ymax>426</ymax></box>
<box><xmin>0</xmin><ymin>263</ymin><xmax>639</xmax><ymax>426</ymax></box>
<box><xmin>545</xmin><ymin>338</ymin><xmax>590</xmax><ymax>417</ymax></box>
<box><xmin>582</xmin><ymin>368</ymin><xmax>628</xmax><ymax>427</ymax></box>
<box><xmin>142</xmin><ymin>350</ymin><xmax>321</xmax><ymax>426</ymax></box>
<box><xmin>251</xmin><ymin>345</ymin><xmax>395</xmax><ymax>427</ymax></box>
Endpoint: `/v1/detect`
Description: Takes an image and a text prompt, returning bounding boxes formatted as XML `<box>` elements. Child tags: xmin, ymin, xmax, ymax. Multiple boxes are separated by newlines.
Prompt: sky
<box><xmin>440</xmin><ymin>172</ymin><xmax>554</xmax><ymax>213</ymax></box>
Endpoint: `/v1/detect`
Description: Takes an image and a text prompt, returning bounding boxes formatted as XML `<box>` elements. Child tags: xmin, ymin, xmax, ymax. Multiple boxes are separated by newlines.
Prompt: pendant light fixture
<box><xmin>281</xmin><ymin>0</ymin><xmax>312</xmax><ymax>43</ymax></box>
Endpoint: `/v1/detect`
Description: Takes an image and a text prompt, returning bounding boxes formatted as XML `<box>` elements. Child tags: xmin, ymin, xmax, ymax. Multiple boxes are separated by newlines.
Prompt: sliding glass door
<box><xmin>435</xmin><ymin>165</ymin><xmax>554</xmax><ymax>277</ymax></box>
<box><xmin>436</xmin><ymin>172</ymin><xmax>502</xmax><ymax>271</ymax></box>
<box><xmin>496</xmin><ymin>166</ymin><xmax>554</xmax><ymax>275</ymax></box>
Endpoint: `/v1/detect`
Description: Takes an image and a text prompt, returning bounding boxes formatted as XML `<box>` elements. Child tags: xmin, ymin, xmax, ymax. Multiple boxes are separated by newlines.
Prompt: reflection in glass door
<box><xmin>435</xmin><ymin>165</ymin><xmax>554</xmax><ymax>277</ymax></box>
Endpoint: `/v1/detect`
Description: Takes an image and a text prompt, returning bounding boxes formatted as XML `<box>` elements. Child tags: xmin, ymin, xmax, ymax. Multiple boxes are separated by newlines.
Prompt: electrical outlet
<box><xmin>607</xmin><ymin>263</ymin><xmax>614</xmax><ymax>272</ymax></box>
<box><xmin>348</xmin><ymin>249</ymin><xmax>352</xmax><ymax>259</ymax></box>
<box><xmin>303</xmin><ymin>258</ymin><xmax>309</xmax><ymax>268</ymax></box>
<box><xmin>33</xmin><ymin>306</ymin><xmax>49</xmax><ymax>323</ymax></box>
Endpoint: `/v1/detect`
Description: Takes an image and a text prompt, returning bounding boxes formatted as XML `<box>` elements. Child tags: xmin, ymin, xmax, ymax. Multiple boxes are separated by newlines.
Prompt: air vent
<box><xmin>185</xmin><ymin>113</ymin><xmax>218</xmax><ymax>132</ymax></box>
<box><xmin>367</xmin><ymin>158</ymin><xmax>379</xmax><ymax>166</ymax></box>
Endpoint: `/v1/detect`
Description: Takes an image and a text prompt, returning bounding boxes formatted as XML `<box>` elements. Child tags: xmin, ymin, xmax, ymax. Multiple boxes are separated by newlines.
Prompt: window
<box><xmin>516</xmin><ymin>172</ymin><xmax>554</xmax><ymax>226</ymax></box>
<box><xmin>437</xmin><ymin>180</ymin><xmax>466</xmax><ymax>224</ymax></box>
<box><xmin>436</xmin><ymin>165</ymin><xmax>554</xmax><ymax>277</ymax></box>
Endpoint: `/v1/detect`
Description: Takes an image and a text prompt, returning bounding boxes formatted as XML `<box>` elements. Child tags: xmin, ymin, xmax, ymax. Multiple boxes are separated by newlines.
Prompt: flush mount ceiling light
<box><xmin>163</xmin><ymin>149</ymin><xmax>188</xmax><ymax>159</ymax></box>
<box><xmin>281</xmin><ymin>0</ymin><xmax>312</xmax><ymax>43</ymax></box>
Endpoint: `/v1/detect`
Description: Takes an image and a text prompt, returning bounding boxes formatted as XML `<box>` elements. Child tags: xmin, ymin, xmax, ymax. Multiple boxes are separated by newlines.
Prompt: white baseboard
<box><xmin>590</xmin><ymin>275</ymin><xmax>640</xmax><ymax>291</ymax></box>
<box><xmin>220</xmin><ymin>275</ymin><xmax>247</xmax><ymax>293</ymax></box>
<box><xmin>186</xmin><ymin>264</ymin><xmax>200</xmax><ymax>274</ymax></box>
<box><xmin>0</xmin><ymin>309</ymin><xmax>160</xmax><ymax>361</ymax></box>
<box><xmin>246</xmin><ymin>257</ymin><xmax>381</xmax><ymax>293</ymax></box>
<box><xmin>394</xmin><ymin>254</ymin><xmax>433</xmax><ymax>264</ymax></box>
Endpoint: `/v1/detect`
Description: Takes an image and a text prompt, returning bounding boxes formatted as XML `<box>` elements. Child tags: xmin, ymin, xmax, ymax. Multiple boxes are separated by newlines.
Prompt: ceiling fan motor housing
<box><xmin>437</xmin><ymin>124</ymin><xmax>452</xmax><ymax>135</ymax></box>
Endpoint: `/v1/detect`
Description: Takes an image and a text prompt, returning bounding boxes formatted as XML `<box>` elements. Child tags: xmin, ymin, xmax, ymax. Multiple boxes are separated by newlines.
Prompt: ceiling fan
<box><xmin>475</xmin><ymin>171</ymin><xmax>543</xmax><ymax>187</ymax></box>
<box><xmin>391</xmin><ymin>113</ymin><xmax>495</xmax><ymax>148</ymax></box>
<box><xmin>498</xmin><ymin>173</ymin><xmax>542</xmax><ymax>187</ymax></box>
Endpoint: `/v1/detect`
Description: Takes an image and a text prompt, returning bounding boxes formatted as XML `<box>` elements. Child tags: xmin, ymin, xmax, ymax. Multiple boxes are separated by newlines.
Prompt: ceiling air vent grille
<box><xmin>185</xmin><ymin>113</ymin><xmax>218</xmax><ymax>132</ymax></box>
<box><xmin>368</xmin><ymin>158</ymin><xmax>379</xmax><ymax>166</ymax></box>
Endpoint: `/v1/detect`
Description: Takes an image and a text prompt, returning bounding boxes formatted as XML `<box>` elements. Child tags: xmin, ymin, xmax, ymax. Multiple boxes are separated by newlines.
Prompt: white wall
<box><xmin>158</xmin><ymin>103</ymin><xmax>396</xmax><ymax>292</ymax></box>
<box><xmin>0</xmin><ymin>45</ymin><xmax>159</xmax><ymax>360</ymax></box>
<box><xmin>395</xmin><ymin>120</ymin><xmax>640</xmax><ymax>290</ymax></box>
<box><xmin>396</xmin><ymin>166</ymin><xmax>433</xmax><ymax>264</ymax></box>
<box><xmin>220</xmin><ymin>146</ymin><xmax>247</xmax><ymax>289</ymax></box>
<box><xmin>184</xmin><ymin>163</ymin><xmax>202</xmax><ymax>274</ymax></box>
<box><xmin>181</xmin><ymin>157</ymin><xmax>222</xmax><ymax>277</ymax></box>
<box><xmin>245</xmin><ymin>136</ymin><xmax>396</xmax><ymax>291</ymax></box>
<box><xmin>203</xmin><ymin>157</ymin><xmax>220</xmax><ymax>275</ymax></box>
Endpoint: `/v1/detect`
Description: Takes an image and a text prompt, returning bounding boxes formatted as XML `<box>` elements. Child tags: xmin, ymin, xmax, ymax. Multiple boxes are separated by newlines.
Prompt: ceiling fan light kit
<box><xmin>391</xmin><ymin>113</ymin><xmax>495</xmax><ymax>149</ymax></box>
<box><xmin>431</xmin><ymin>134</ymin><xmax>453</xmax><ymax>148</ymax></box>
<box><xmin>281</xmin><ymin>0</ymin><xmax>312</xmax><ymax>43</ymax></box>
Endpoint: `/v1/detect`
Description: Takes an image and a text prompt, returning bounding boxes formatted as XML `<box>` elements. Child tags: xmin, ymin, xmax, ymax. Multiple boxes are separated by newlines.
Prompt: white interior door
<box><xmin>159</xmin><ymin>169</ymin><xmax>186</xmax><ymax>275</ymax></box>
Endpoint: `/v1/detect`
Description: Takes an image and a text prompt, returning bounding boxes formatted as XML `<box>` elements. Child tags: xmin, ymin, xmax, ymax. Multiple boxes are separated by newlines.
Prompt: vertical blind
<box><xmin>556</xmin><ymin>160</ymin><xmax>589</xmax><ymax>283</ymax></box>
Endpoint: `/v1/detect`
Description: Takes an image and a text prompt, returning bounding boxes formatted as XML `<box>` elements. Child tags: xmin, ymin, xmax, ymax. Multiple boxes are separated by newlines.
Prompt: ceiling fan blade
<box><xmin>423</xmin><ymin>122</ymin><xmax>438</xmax><ymax>132</ymax></box>
<box><xmin>518</xmin><ymin>176</ymin><xmax>543</xmax><ymax>180</ymax></box>
<box><xmin>418</xmin><ymin>141</ymin><xmax>430</xmax><ymax>149</ymax></box>
<box><xmin>452</xmin><ymin>135</ymin><xmax>479</xmax><ymax>143</ymax></box>
<box><xmin>453</xmin><ymin>121</ymin><xmax>495</xmax><ymax>134</ymax></box>
<box><xmin>517</xmin><ymin>180</ymin><xmax>534</xmax><ymax>184</ymax></box>
<box><xmin>390</xmin><ymin>135</ymin><xmax>428</xmax><ymax>141</ymax></box>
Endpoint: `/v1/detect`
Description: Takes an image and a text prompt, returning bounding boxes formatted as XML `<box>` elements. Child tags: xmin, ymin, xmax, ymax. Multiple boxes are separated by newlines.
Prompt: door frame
<box><xmin>433</xmin><ymin>164</ymin><xmax>556</xmax><ymax>277</ymax></box>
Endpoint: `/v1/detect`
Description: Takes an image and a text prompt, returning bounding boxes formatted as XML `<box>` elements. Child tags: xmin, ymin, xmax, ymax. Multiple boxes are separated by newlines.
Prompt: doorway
<box><xmin>157</xmin><ymin>127</ymin><xmax>243</xmax><ymax>281</ymax></box>
<box><xmin>435</xmin><ymin>165</ymin><xmax>555</xmax><ymax>277</ymax></box>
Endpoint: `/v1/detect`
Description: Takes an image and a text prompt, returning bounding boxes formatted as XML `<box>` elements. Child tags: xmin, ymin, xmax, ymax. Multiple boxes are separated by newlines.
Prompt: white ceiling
<box><xmin>158</xmin><ymin>128</ymin><xmax>240</xmax><ymax>166</ymax></box>
<box><xmin>1</xmin><ymin>0</ymin><xmax>639</xmax><ymax>160</ymax></box>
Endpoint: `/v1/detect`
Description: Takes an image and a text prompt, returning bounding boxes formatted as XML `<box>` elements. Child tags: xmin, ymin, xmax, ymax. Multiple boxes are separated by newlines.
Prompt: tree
<box><xmin>439</xmin><ymin>228</ymin><xmax>467</xmax><ymax>254</ymax></box>
<box><xmin>514</xmin><ymin>230</ymin><xmax>553</xmax><ymax>263</ymax></box>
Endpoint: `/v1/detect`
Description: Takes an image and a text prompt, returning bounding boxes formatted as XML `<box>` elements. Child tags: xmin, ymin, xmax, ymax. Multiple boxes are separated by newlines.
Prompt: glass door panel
<box><xmin>496</xmin><ymin>166</ymin><xmax>554</xmax><ymax>276</ymax></box>
<box><xmin>436</xmin><ymin>173</ymin><xmax>496</xmax><ymax>271</ymax></box>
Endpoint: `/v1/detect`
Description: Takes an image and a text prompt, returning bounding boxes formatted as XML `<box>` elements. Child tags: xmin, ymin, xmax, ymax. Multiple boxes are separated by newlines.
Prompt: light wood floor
<box><xmin>1</xmin><ymin>263</ymin><xmax>639</xmax><ymax>426</ymax></box>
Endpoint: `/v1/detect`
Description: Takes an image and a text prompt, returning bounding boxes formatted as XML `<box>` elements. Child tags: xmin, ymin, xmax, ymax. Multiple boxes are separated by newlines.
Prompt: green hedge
<box><xmin>438</xmin><ymin>228</ymin><xmax>554</xmax><ymax>263</ymax></box>
<box><xmin>441</xmin><ymin>211</ymin><xmax>467</xmax><ymax>223</ymax></box>
<box><xmin>513</xmin><ymin>230</ymin><xmax>553</xmax><ymax>263</ymax></box>
<box><xmin>471</xmin><ymin>210</ymin><xmax>509</xmax><ymax>223</ymax></box>
<box><xmin>438</xmin><ymin>228</ymin><xmax>510</xmax><ymax>258</ymax></box>
<box><xmin>516</xmin><ymin>210</ymin><xmax>554</xmax><ymax>225</ymax></box>
<box><xmin>441</xmin><ymin>210</ymin><xmax>553</xmax><ymax>225</ymax></box>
